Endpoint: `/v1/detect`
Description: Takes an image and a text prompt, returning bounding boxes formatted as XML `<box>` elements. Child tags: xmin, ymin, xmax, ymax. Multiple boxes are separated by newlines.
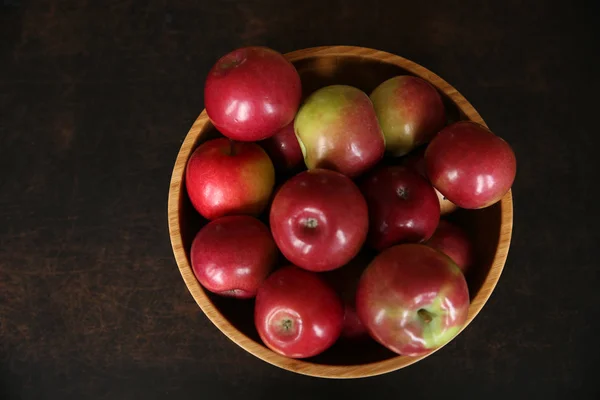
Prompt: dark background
<box><xmin>1</xmin><ymin>0</ymin><xmax>599</xmax><ymax>399</ymax></box>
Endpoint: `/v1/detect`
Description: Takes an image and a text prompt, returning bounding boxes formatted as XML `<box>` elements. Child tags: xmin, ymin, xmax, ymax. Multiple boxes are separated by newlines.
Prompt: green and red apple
<box><xmin>294</xmin><ymin>85</ymin><xmax>385</xmax><ymax>178</ymax></box>
<box><xmin>186</xmin><ymin>138</ymin><xmax>275</xmax><ymax>220</ymax></box>
<box><xmin>356</xmin><ymin>244</ymin><xmax>470</xmax><ymax>356</ymax></box>
<box><xmin>370</xmin><ymin>76</ymin><xmax>446</xmax><ymax>156</ymax></box>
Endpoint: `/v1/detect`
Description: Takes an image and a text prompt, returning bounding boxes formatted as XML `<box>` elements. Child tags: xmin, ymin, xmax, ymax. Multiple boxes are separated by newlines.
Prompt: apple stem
<box><xmin>396</xmin><ymin>187</ymin><xmax>409</xmax><ymax>200</ymax></box>
<box><xmin>304</xmin><ymin>218</ymin><xmax>318</xmax><ymax>229</ymax></box>
<box><xmin>282</xmin><ymin>319</ymin><xmax>293</xmax><ymax>331</ymax></box>
<box><xmin>418</xmin><ymin>309</ymin><xmax>433</xmax><ymax>324</ymax></box>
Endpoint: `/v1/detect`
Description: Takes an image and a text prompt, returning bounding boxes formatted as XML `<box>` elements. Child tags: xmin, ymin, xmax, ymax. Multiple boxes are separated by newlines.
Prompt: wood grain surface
<box><xmin>1</xmin><ymin>0</ymin><xmax>598</xmax><ymax>399</ymax></box>
<box><xmin>168</xmin><ymin>46</ymin><xmax>513</xmax><ymax>378</ymax></box>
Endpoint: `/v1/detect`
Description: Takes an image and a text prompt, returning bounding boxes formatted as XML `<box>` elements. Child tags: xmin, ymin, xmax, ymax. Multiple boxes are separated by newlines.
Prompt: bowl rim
<box><xmin>167</xmin><ymin>45</ymin><xmax>514</xmax><ymax>379</ymax></box>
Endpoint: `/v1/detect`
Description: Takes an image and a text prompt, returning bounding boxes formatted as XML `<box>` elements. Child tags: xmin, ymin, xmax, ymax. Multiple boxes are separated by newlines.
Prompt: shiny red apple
<box><xmin>270</xmin><ymin>169</ymin><xmax>368</xmax><ymax>271</ymax></box>
<box><xmin>254</xmin><ymin>266</ymin><xmax>344</xmax><ymax>358</ymax></box>
<box><xmin>356</xmin><ymin>244</ymin><xmax>470</xmax><ymax>356</ymax></box>
<box><xmin>403</xmin><ymin>147</ymin><xmax>458</xmax><ymax>215</ymax></box>
<box><xmin>294</xmin><ymin>85</ymin><xmax>385</xmax><ymax>178</ymax></box>
<box><xmin>426</xmin><ymin>220</ymin><xmax>474</xmax><ymax>274</ymax></box>
<box><xmin>204</xmin><ymin>46</ymin><xmax>301</xmax><ymax>141</ymax></box>
<box><xmin>360</xmin><ymin>166</ymin><xmax>440</xmax><ymax>251</ymax></box>
<box><xmin>425</xmin><ymin>121</ymin><xmax>517</xmax><ymax>209</ymax></box>
<box><xmin>370</xmin><ymin>75</ymin><xmax>446</xmax><ymax>156</ymax></box>
<box><xmin>259</xmin><ymin>120</ymin><xmax>303</xmax><ymax>172</ymax></box>
<box><xmin>323</xmin><ymin>252</ymin><xmax>372</xmax><ymax>340</ymax></box>
<box><xmin>191</xmin><ymin>216</ymin><xmax>277</xmax><ymax>299</ymax></box>
<box><xmin>185</xmin><ymin>138</ymin><xmax>275</xmax><ymax>220</ymax></box>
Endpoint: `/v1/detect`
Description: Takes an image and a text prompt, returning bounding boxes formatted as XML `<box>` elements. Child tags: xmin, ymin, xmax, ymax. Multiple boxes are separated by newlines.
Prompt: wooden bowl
<box><xmin>167</xmin><ymin>46</ymin><xmax>513</xmax><ymax>378</ymax></box>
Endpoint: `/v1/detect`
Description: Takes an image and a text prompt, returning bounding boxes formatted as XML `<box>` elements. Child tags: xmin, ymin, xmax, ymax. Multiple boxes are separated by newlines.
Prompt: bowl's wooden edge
<box><xmin>167</xmin><ymin>45</ymin><xmax>514</xmax><ymax>379</ymax></box>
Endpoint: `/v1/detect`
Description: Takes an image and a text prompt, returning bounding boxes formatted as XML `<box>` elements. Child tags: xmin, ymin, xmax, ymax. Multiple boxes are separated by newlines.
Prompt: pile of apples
<box><xmin>185</xmin><ymin>47</ymin><xmax>516</xmax><ymax>359</ymax></box>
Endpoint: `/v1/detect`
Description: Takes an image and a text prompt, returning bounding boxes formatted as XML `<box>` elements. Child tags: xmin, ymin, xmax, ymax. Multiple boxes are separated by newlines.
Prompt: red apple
<box><xmin>269</xmin><ymin>169</ymin><xmax>368</xmax><ymax>272</ymax></box>
<box><xmin>356</xmin><ymin>244</ymin><xmax>470</xmax><ymax>356</ymax></box>
<box><xmin>425</xmin><ymin>121</ymin><xmax>516</xmax><ymax>209</ymax></box>
<box><xmin>426</xmin><ymin>220</ymin><xmax>474</xmax><ymax>274</ymax></box>
<box><xmin>403</xmin><ymin>147</ymin><xmax>458</xmax><ymax>215</ymax></box>
<box><xmin>204</xmin><ymin>46</ymin><xmax>301</xmax><ymax>141</ymax></box>
<box><xmin>294</xmin><ymin>85</ymin><xmax>385</xmax><ymax>178</ymax></box>
<box><xmin>185</xmin><ymin>138</ymin><xmax>275</xmax><ymax>220</ymax></box>
<box><xmin>191</xmin><ymin>216</ymin><xmax>277</xmax><ymax>299</ymax></box>
<box><xmin>254</xmin><ymin>266</ymin><xmax>344</xmax><ymax>358</ymax></box>
<box><xmin>323</xmin><ymin>252</ymin><xmax>372</xmax><ymax>340</ymax></box>
<box><xmin>360</xmin><ymin>166</ymin><xmax>440</xmax><ymax>251</ymax></box>
<box><xmin>370</xmin><ymin>75</ymin><xmax>446</xmax><ymax>156</ymax></box>
<box><xmin>259</xmin><ymin>120</ymin><xmax>303</xmax><ymax>172</ymax></box>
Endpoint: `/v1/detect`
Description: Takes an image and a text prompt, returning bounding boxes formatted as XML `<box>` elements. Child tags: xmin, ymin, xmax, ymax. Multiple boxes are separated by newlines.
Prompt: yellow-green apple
<box><xmin>426</xmin><ymin>220</ymin><xmax>474</xmax><ymax>274</ymax></box>
<box><xmin>269</xmin><ymin>169</ymin><xmax>368</xmax><ymax>271</ymax></box>
<box><xmin>356</xmin><ymin>244</ymin><xmax>470</xmax><ymax>356</ymax></box>
<box><xmin>294</xmin><ymin>85</ymin><xmax>385</xmax><ymax>178</ymax></box>
<box><xmin>191</xmin><ymin>216</ymin><xmax>277</xmax><ymax>299</ymax></box>
<box><xmin>185</xmin><ymin>138</ymin><xmax>275</xmax><ymax>220</ymax></box>
<box><xmin>360</xmin><ymin>166</ymin><xmax>440</xmax><ymax>251</ymax></box>
<box><xmin>259</xmin><ymin>120</ymin><xmax>303</xmax><ymax>172</ymax></box>
<box><xmin>425</xmin><ymin>121</ymin><xmax>516</xmax><ymax>209</ymax></box>
<box><xmin>403</xmin><ymin>146</ymin><xmax>458</xmax><ymax>215</ymax></box>
<box><xmin>370</xmin><ymin>75</ymin><xmax>446</xmax><ymax>156</ymax></box>
<box><xmin>254</xmin><ymin>266</ymin><xmax>344</xmax><ymax>358</ymax></box>
<box><xmin>204</xmin><ymin>46</ymin><xmax>301</xmax><ymax>141</ymax></box>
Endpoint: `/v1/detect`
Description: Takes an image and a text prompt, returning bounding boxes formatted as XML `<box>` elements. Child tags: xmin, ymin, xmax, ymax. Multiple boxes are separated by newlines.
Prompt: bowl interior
<box><xmin>172</xmin><ymin>48</ymin><xmax>509</xmax><ymax>374</ymax></box>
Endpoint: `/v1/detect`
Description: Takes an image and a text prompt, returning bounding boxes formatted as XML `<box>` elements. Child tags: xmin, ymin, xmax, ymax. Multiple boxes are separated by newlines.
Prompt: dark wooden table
<box><xmin>1</xmin><ymin>1</ymin><xmax>598</xmax><ymax>399</ymax></box>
